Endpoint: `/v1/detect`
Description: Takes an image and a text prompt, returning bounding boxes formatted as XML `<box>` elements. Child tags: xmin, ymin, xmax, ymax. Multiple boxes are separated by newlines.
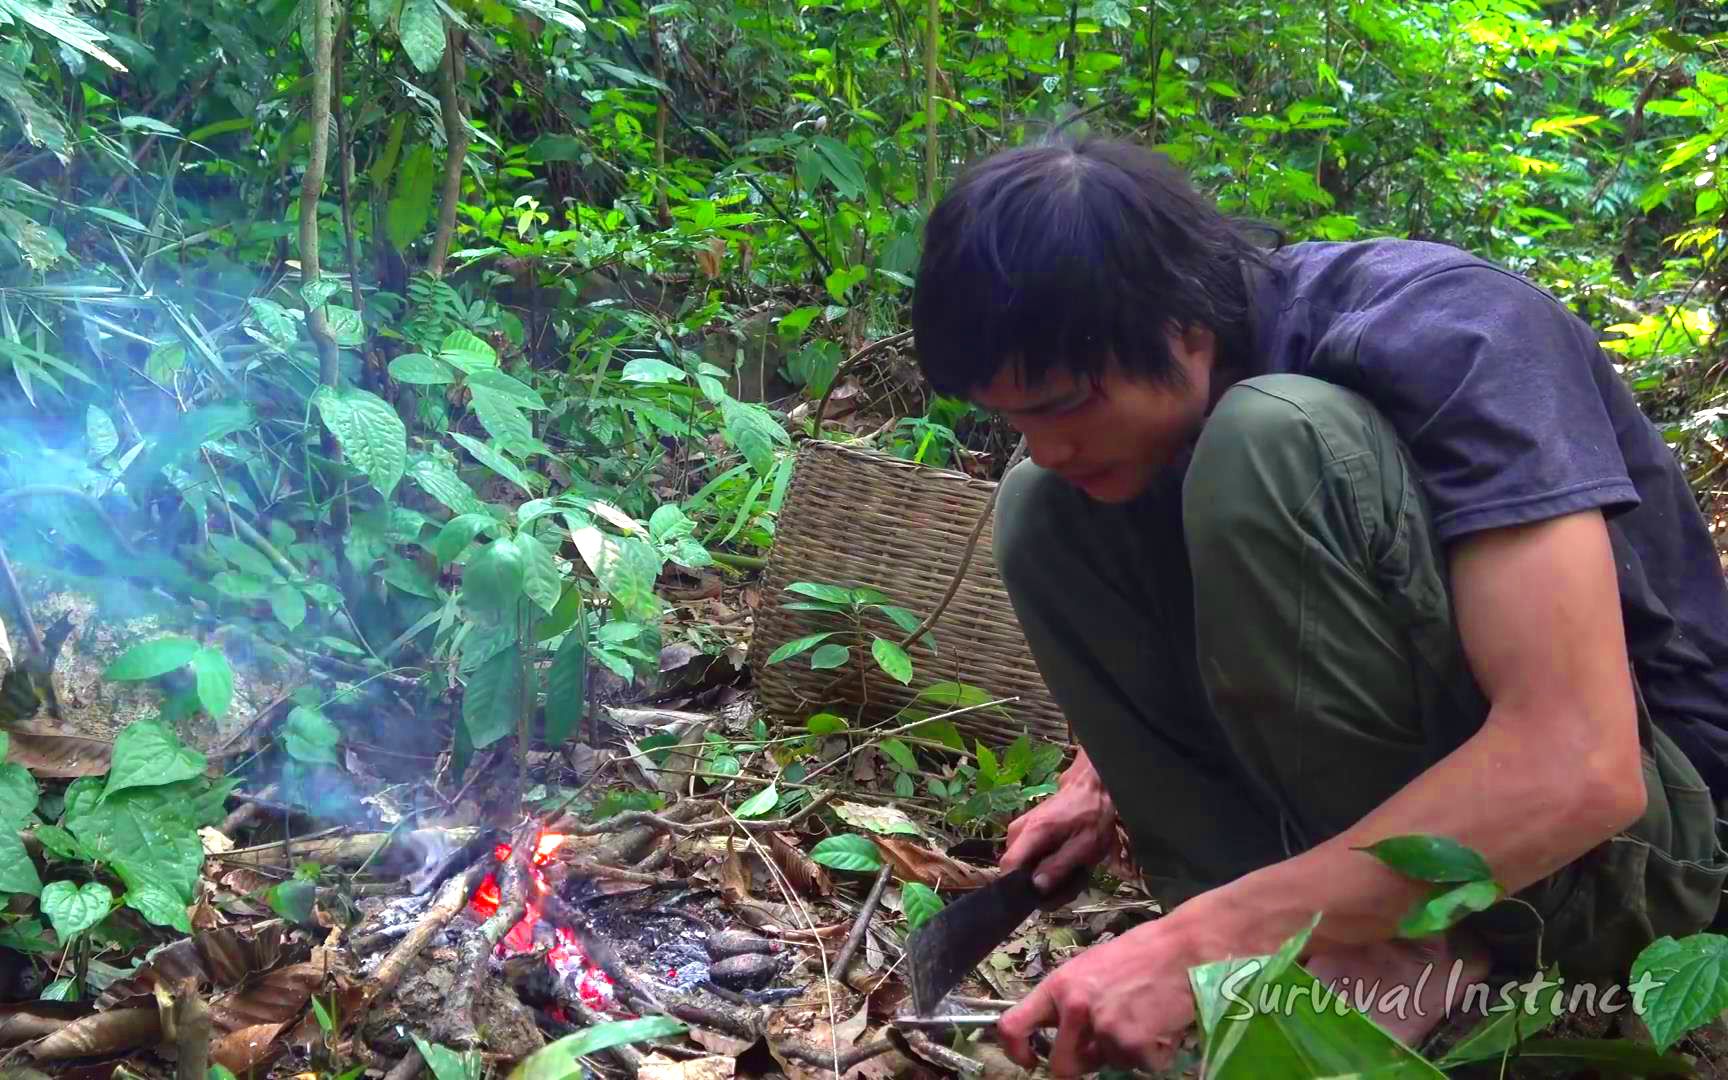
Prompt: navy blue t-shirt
<box><xmin>1242</xmin><ymin>237</ymin><xmax>1728</xmax><ymax>795</ymax></box>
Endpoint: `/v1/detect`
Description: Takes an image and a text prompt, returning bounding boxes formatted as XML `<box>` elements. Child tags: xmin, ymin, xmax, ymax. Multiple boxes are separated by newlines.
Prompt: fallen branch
<box><xmin>556</xmin><ymin>791</ymin><xmax>834</xmax><ymax>841</ymax></box>
<box><xmin>450</xmin><ymin>825</ymin><xmax>532</xmax><ymax>1044</ymax></box>
<box><xmin>368</xmin><ymin>858</ymin><xmax>496</xmax><ymax>1003</ymax></box>
<box><xmin>775</xmin><ymin>1037</ymin><xmax>897</xmax><ymax>1072</ymax></box>
<box><xmin>832</xmin><ymin>863</ymin><xmax>892</xmax><ymax>983</ymax></box>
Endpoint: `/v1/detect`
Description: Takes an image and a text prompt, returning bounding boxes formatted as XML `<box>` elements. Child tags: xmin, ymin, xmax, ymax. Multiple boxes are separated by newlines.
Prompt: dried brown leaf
<box><xmin>96</xmin><ymin>923</ymin><xmax>292</xmax><ymax>1010</ymax></box>
<box><xmin>717</xmin><ymin>842</ymin><xmax>751</xmax><ymax>902</ymax></box>
<box><xmin>208</xmin><ymin>961</ymin><xmax>325</xmax><ymax>1031</ymax></box>
<box><xmin>28</xmin><ymin>1008</ymin><xmax>161</xmax><ymax>1060</ymax></box>
<box><xmin>766</xmin><ymin>832</ymin><xmax>832</xmax><ymax>897</ymax></box>
<box><xmin>211</xmin><ymin>1020</ymin><xmax>291</xmax><ymax>1074</ymax></box>
<box><xmin>0</xmin><ymin>1001</ymin><xmax>90</xmax><ymax>1046</ymax></box>
<box><xmin>217</xmin><ymin>869</ymin><xmax>276</xmax><ymax>897</ymax></box>
<box><xmin>686</xmin><ymin>1026</ymin><xmax>757</xmax><ymax>1057</ymax></box>
<box><xmin>2</xmin><ymin>725</ymin><xmax>111</xmax><ymax>777</ymax></box>
<box><xmin>639</xmin><ymin>1051</ymin><xmax>735</xmax><ymax>1080</ymax></box>
<box><xmin>869</xmin><ymin>837</ymin><xmax>995</xmax><ymax>890</ymax></box>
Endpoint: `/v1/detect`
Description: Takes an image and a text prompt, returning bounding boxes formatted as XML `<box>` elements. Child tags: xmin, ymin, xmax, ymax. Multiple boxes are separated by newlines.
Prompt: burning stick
<box><xmin>369</xmin><ymin>856</ymin><xmax>499</xmax><ymax>1003</ymax></box>
<box><xmin>449</xmin><ymin>823</ymin><xmax>537</xmax><ymax>1045</ymax></box>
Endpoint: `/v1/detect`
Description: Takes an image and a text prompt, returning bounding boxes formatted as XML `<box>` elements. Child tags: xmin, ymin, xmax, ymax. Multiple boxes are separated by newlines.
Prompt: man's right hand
<box><xmin>998</xmin><ymin>749</ymin><xmax>1119</xmax><ymax>901</ymax></box>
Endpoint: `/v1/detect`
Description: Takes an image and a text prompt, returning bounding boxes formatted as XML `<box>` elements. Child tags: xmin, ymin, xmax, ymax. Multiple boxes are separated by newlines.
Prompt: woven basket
<box><xmin>748</xmin><ymin>438</ymin><xmax>1070</xmax><ymax>749</ymax></box>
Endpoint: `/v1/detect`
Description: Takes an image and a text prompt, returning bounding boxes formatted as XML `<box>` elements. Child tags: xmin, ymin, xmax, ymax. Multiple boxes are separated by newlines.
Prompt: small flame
<box><xmin>535</xmin><ymin>832</ymin><xmax>569</xmax><ymax>862</ymax></box>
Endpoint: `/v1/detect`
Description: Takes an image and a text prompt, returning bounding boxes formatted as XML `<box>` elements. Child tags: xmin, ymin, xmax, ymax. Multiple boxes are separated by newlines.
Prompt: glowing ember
<box><xmin>535</xmin><ymin>832</ymin><xmax>569</xmax><ymax>861</ymax></box>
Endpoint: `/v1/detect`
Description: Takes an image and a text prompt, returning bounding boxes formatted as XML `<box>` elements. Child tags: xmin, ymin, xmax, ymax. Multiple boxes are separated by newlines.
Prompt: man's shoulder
<box><xmin>1266</xmin><ymin>236</ymin><xmax>1538</xmax><ymax>311</ymax></box>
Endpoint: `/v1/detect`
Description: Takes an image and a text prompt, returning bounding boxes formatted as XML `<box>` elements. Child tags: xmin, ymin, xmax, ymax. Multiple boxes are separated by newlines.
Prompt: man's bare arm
<box><xmin>1161</xmin><ymin>508</ymin><xmax>1649</xmax><ymax>956</ymax></box>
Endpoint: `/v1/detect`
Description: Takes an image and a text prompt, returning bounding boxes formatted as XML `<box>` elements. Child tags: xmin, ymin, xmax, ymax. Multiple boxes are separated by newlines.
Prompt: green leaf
<box><xmin>620</xmin><ymin>357</ymin><xmax>687</xmax><ymax>383</ymax></box>
<box><xmin>464</xmin><ymin>643</ymin><xmax>522</xmax><ymax>749</ymax></box>
<box><xmin>873</xmin><ymin>604</ymin><xmax>922</xmax><ymax>636</ymax></box>
<box><xmin>434</xmin><ymin>513</ymin><xmax>500</xmax><ymax>566</ymax></box>
<box><xmin>544</xmin><ymin>620</ymin><xmax>588</xmax><ymax>747</ymax></box>
<box><xmin>466</xmin><ymin>368</ymin><xmax>547</xmax><ymax>410</ymax></box>
<box><xmin>878</xmin><ymin>738</ymin><xmax>918</xmax><ymax>774</ymax></box>
<box><xmin>806</xmin><ymin>713</ymin><xmax>848</xmax><ymax>735</ymax></box>
<box><xmin>975</xmin><ymin>742</ymin><xmax>999</xmax><ymax>787</ymax></box>
<box><xmin>785</xmin><ymin>582</ymin><xmax>853</xmax><ymax>605</ymax></box>
<box><xmin>810</xmin><ymin>643</ymin><xmax>850</xmax><ymax>670</ymax></box>
<box><xmin>0</xmin><ymin>831</ymin><xmax>40</xmax><ymax>897</ymax></box>
<box><xmin>123</xmin><ymin>878</ymin><xmax>190</xmax><ymax>933</ymax></box>
<box><xmin>283</xmin><ymin>706</ymin><xmax>341</xmax><ymax>766</ymax></box>
<box><xmin>462</xmin><ymin>537</ymin><xmax>525</xmax><ymax>620</ymax></box>
<box><xmin>469</xmin><ymin>390</ymin><xmax>536</xmax><ymax>455</ymax></box>
<box><xmin>809</xmin><ymin>833</ymin><xmax>882</xmax><ymax>872</ymax></box>
<box><xmin>266</xmin><ymin>878</ymin><xmax>318</xmax><ymax>925</ymax></box>
<box><xmin>104</xmin><ymin>636</ymin><xmax>199</xmax><ymax>681</ymax></box>
<box><xmin>721</xmin><ymin>397</ymin><xmax>789</xmax><ymax>475</ymax></box>
<box><xmin>1356</xmin><ymin>835</ymin><xmax>1494</xmax><ymax>884</ymax></box>
<box><xmin>301</xmin><ymin>277</ymin><xmax>343</xmax><ymax>310</ymax></box>
<box><xmin>387</xmin><ymin>143</ymin><xmax>435</xmax><ymax>249</ymax></box>
<box><xmin>516</xmin><ymin>531</ymin><xmax>563</xmax><ymax>615</ymax></box>
<box><xmin>40</xmin><ymin>881</ymin><xmax>111</xmax><ymax>941</ymax></box>
<box><xmin>871</xmin><ymin>638</ymin><xmax>913</xmax><ymax>684</ymax></box>
<box><xmin>440</xmin><ymin>328</ymin><xmax>497</xmax><ymax>372</ymax></box>
<box><xmin>766</xmin><ymin>631</ymin><xmax>835</xmax><ymax>665</ymax></box>
<box><xmin>1631</xmin><ymin>932</ymin><xmax>1728</xmax><ymax>1052</ymax></box>
<box><xmin>510</xmin><ymin>1016</ymin><xmax>687</xmax><ymax>1080</ymax></box>
<box><xmin>908</xmin><ymin>719</ymin><xmax>965</xmax><ymax>753</ymax></box>
<box><xmin>389</xmin><ymin>352</ymin><xmax>458</xmax><ymax>384</ymax></box>
<box><xmin>1432</xmin><ymin>966</ymin><xmax>1564</xmax><ymax>1067</ymax></box>
<box><xmin>1397</xmin><ymin>879</ymin><xmax>1503</xmax><ymax>937</ymax></box>
<box><xmin>270</xmin><ymin>585</ymin><xmax>307</xmax><ymax>631</ymax></box>
<box><xmin>410</xmin><ymin>457</ymin><xmax>489</xmax><ymax>517</ymax></box>
<box><xmin>413</xmin><ymin>1035</ymin><xmax>483</xmax><ymax>1080</ymax></box>
<box><xmin>902</xmin><ymin>882</ymin><xmax>944</xmax><ymax>930</ymax></box>
<box><xmin>211</xmin><ymin>535</ymin><xmax>282</xmax><ymax>580</ymax></box>
<box><xmin>32</xmin><ymin>824</ymin><xmax>85</xmax><ymax>861</ymax></box>
<box><xmin>103</xmin><ymin>720</ymin><xmax>206</xmax><ymax>802</ymax></box>
<box><xmin>192</xmin><ymin>647</ymin><xmax>234</xmax><ymax>721</ymax></box>
<box><xmin>312</xmin><ymin>386</ymin><xmax>408</xmax><ymax>498</ymax></box>
<box><xmin>450</xmin><ymin>431</ymin><xmax>533</xmax><ymax>496</ymax></box>
<box><xmin>86</xmin><ymin>405</ymin><xmax>117</xmax><ymax>459</ymax></box>
<box><xmin>397</xmin><ymin>0</ymin><xmax>446</xmax><ymax>72</ymax></box>
<box><xmin>0</xmin><ymin>760</ymin><xmax>36</xmax><ymax>830</ymax></box>
<box><xmin>736</xmin><ymin>783</ymin><xmax>779</xmax><ymax>818</ymax></box>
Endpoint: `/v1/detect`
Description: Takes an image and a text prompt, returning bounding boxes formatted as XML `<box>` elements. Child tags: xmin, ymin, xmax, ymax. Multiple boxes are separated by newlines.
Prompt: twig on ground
<box><xmin>219</xmin><ymin>783</ymin><xmax>281</xmax><ymax>835</ymax></box>
<box><xmin>776</xmin><ymin>1037</ymin><xmax>897</xmax><ymax>1072</ymax></box>
<box><xmin>173</xmin><ymin>977</ymin><xmax>211</xmax><ymax>1080</ymax></box>
<box><xmin>663</xmin><ymin>999</ymin><xmax>759</xmax><ymax>1043</ymax></box>
<box><xmin>832</xmin><ymin>863</ymin><xmax>892</xmax><ymax>983</ymax></box>
<box><xmin>368</xmin><ymin>858</ymin><xmax>496</xmax><ymax>1003</ymax></box>
<box><xmin>590</xmin><ymin>799</ymin><xmax>709</xmax><ymax>866</ymax></box>
<box><xmin>556</xmin><ymin>791</ymin><xmax>835</xmax><ymax>841</ymax></box>
<box><xmin>568</xmin><ymin>861</ymin><xmax>693</xmax><ymax>888</ymax></box>
<box><xmin>900</xmin><ymin>1029</ymin><xmax>984</xmax><ymax>1075</ymax></box>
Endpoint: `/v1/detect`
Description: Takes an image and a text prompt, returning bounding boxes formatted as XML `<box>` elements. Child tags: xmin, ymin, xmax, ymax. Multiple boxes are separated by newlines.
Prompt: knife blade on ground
<box><xmin>906</xmin><ymin>865</ymin><xmax>1083</xmax><ymax>1016</ymax></box>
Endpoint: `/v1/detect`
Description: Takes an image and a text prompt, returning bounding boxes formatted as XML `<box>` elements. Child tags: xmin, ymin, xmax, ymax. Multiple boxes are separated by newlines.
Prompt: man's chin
<box><xmin>1067</xmin><ymin>466</ymin><xmax>1147</xmax><ymax>503</ymax></box>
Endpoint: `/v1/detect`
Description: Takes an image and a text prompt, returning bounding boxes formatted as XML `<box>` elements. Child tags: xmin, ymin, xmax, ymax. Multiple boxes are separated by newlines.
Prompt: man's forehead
<box><xmin>972</xmin><ymin>365</ymin><xmax>1087</xmax><ymax>409</ymax></box>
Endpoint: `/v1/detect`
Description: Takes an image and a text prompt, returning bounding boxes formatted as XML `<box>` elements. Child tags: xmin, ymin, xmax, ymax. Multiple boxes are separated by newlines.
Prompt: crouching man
<box><xmin>908</xmin><ymin>134</ymin><xmax>1728</xmax><ymax>1075</ymax></box>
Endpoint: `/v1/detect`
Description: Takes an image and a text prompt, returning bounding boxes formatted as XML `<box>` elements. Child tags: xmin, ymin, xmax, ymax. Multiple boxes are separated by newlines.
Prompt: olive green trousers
<box><xmin>993</xmin><ymin>373</ymin><xmax>1728</xmax><ymax>981</ymax></box>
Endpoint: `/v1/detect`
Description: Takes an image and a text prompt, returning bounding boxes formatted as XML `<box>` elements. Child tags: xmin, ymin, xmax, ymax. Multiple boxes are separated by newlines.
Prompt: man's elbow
<box><xmin>1570</xmin><ymin>737</ymin><xmax>1648</xmax><ymax>839</ymax></box>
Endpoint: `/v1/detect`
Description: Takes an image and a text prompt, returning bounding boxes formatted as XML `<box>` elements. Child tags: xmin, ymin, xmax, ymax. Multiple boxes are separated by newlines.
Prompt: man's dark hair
<box><xmin>911</xmin><ymin>133</ymin><xmax>1280</xmax><ymax>399</ymax></box>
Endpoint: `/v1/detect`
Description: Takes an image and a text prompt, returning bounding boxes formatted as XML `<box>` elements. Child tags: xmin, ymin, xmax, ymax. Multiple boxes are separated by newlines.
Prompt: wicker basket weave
<box><xmin>748</xmin><ymin>438</ymin><xmax>1071</xmax><ymax>749</ymax></box>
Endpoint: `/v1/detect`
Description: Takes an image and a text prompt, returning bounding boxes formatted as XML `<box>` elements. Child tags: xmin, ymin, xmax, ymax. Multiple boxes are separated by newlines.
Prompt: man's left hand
<box><xmin>994</xmin><ymin>919</ymin><xmax>1199</xmax><ymax>1076</ymax></box>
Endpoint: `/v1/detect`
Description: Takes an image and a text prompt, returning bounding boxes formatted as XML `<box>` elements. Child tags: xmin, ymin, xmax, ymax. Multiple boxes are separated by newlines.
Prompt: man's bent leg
<box><xmin>1183</xmin><ymin>373</ymin><xmax>1728</xmax><ymax>987</ymax></box>
<box><xmin>993</xmin><ymin>458</ymin><xmax>1288</xmax><ymax>907</ymax></box>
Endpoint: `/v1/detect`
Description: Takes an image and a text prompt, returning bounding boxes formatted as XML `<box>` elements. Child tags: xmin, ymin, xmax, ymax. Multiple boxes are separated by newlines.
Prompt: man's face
<box><xmin>971</xmin><ymin>326</ymin><xmax>1216</xmax><ymax>503</ymax></box>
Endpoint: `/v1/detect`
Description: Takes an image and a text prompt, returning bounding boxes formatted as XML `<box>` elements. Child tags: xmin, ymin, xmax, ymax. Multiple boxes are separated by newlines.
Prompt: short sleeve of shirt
<box><xmin>1331</xmin><ymin>263</ymin><xmax>1641</xmax><ymax>542</ymax></box>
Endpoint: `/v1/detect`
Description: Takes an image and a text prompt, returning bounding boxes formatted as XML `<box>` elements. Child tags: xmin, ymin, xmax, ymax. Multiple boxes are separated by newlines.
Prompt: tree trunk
<box><xmin>428</xmin><ymin>27</ymin><xmax>469</xmax><ymax>280</ymax></box>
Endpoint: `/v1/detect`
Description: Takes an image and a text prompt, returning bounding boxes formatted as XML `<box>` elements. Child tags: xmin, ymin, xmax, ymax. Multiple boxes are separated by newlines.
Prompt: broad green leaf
<box><xmin>102</xmin><ymin>719</ymin><xmax>206</xmax><ymax>802</ymax></box>
<box><xmin>1432</xmin><ymin>967</ymin><xmax>1564</xmax><ymax>1067</ymax></box>
<box><xmin>534</xmin><ymin>583</ymin><xmax>587</xmax><ymax>642</ymax></box>
<box><xmin>397</xmin><ymin>0</ymin><xmax>446</xmax><ymax>72</ymax></box>
<box><xmin>450</xmin><ymin>431</ymin><xmax>533</xmax><ymax>495</ymax></box>
<box><xmin>469</xmin><ymin>389</ymin><xmax>536</xmax><ymax>454</ymax></box>
<box><xmin>104</xmin><ymin>636</ymin><xmax>199</xmax><ymax>681</ymax></box>
<box><xmin>1356</xmin><ymin>835</ymin><xmax>1494</xmax><ymax>884</ymax></box>
<box><xmin>266</xmin><ymin>878</ymin><xmax>318</xmax><ymax>924</ymax></box>
<box><xmin>192</xmin><ymin>647</ymin><xmax>234</xmax><ymax>721</ymax></box>
<box><xmin>516</xmin><ymin>531</ymin><xmax>563</xmax><ymax>614</ymax></box>
<box><xmin>1397</xmin><ymin>879</ymin><xmax>1502</xmax><ymax>937</ymax></box>
<box><xmin>389</xmin><ymin>352</ymin><xmax>458</xmax><ymax>384</ymax></box>
<box><xmin>736</xmin><ymin>783</ymin><xmax>779</xmax><ymax>818</ymax></box>
<box><xmin>64</xmin><ymin>776</ymin><xmax>220</xmax><ymax>913</ymax></box>
<box><xmin>85</xmin><ymin>405</ymin><xmax>117</xmax><ymax>459</ymax></box>
<box><xmin>324</xmin><ymin>305</ymin><xmax>364</xmax><ymax>348</ymax></box>
<box><xmin>123</xmin><ymin>878</ymin><xmax>190</xmax><ymax>933</ymax></box>
<box><xmin>283</xmin><ymin>706</ymin><xmax>341</xmax><ymax>766</ymax></box>
<box><xmin>32</xmin><ymin>825</ymin><xmax>84</xmax><ymax>861</ymax></box>
<box><xmin>248</xmin><ymin>297</ymin><xmax>299</xmax><ymax>344</ymax></box>
<box><xmin>40</xmin><ymin>881</ymin><xmax>110</xmax><ymax>940</ymax></box>
<box><xmin>620</xmin><ymin>357</ymin><xmax>687</xmax><ymax>383</ymax></box>
<box><xmin>878</xmin><ymin>738</ymin><xmax>918</xmax><ymax>774</ymax></box>
<box><xmin>462</xmin><ymin>537</ymin><xmax>525</xmax><ymax>620</ymax></box>
<box><xmin>809</xmin><ymin>833</ymin><xmax>882</xmax><ymax>872</ymax></box>
<box><xmin>806</xmin><ymin>713</ymin><xmax>848</xmax><ymax>735</ymax></box>
<box><xmin>721</xmin><ymin>397</ymin><xmax>789</xmax><ymax>475</ymax></box>
<box><xmin>785</xmin><ymin>582</ymin><xmax>853</xmax><ymax>605</ymax></box>
<box><xmin>440</xmin><ymin>327</ymin><xmax>497</xmax><ymax>373</ymax></box>
<box><xmin>410</xmin><ymin>457</ymin><xmax>489</xmax><ymax>517</ymax></box>
<box><xmin>387</xmin><ymin>143</ymin><xmax>435</xmax><ymax>249</ymax></box>
<box><xmin>902</xmin><ymin>882</ymin><xmax>944</xmax><ymax>930</ymax></box>
<box><xmin>908</xmin><ymin>719</ymin><xmax>965</xmax><ymax>753</ymax></box>
<box><xmin>766</xmin><ymin>631</ymin><xmax>835</xmax><ymax>665</ymax></box>
<box><xmin>975</xmin><ymin>742</ymin><xmax>999</xmax><ymax>787</ymax></box>
<box><xmin>312</xmin><ymin>386</ymin><xmax>407</xmax><ymax>498</ymax></box>
<box><xmin>466</xmin><ymin>367</ymin><xmax>547</xmax><ymax>409</ymax></box>
<box><xmin>544</xmin><ymin>619</ymin><xmax>588</xmax><ymax>747</ymax></box>
<box><xmin>210</xmin><ymin>534</ymin><xmax>282</xmax><ymax>580</ymax></box>
<box><xmin>1631</xmin><ymin>932</ymin><xmax>1728</xmax><ymax>1052</ymax></box>
<box><xmin>0</xmin><ymin>763</ymin><xmax>37</xmax><ymax>829</ymax></box>
<box><xmin>509</xmin><ymin>1016</ymin><xmax>687</xmax><ymax>1080</ymax></box>
<box><xmin>810</xmin><ymin>643</ymin><xmax>850</xmax><ymax>670</ymax></box>
<box><xmin>871</xmin><ymin>638</ymin><xmax>913</xmax><ymax>684</ymax></box>
<box><xmin>464</xmin><ymin>643</ymin><xmax>522</xmax><ymax>749</ymax></box>
<box><xmin>1002</xmin><ymin>736</ymin><xmax>1033</xmax><ymax>785</ymax></box>
<box><xmin>301</xmin><ymin>277</ymin><xmax>343</xmax><ymax>309</ymax></box>
<box><xmin>0</xmin><ymin>832</ymin><xmax>40</xmax><ymax>897</ymax></box>
<box><xmin>368</xmin><ymin>0</ymin><xmax>404</xmax><ymax>31</ymax></box>
<box><xmin>270</xmin><ymin>585</ymin><xmax>307</xmax><ymax>631</ymax></box>
<box><xmin>434</xmin><ymin>513</ymin><xmax>500</xmax><ymax>566</ymax></box>
<box><xmin>873</xmin><ymin>605</ymin><xmax>922</xmax><ymax>636</ymax></box>
<box><xmin>213</xmin><ymin>572</ymin><xmax>270</xmax><ymax>601</ymax></box>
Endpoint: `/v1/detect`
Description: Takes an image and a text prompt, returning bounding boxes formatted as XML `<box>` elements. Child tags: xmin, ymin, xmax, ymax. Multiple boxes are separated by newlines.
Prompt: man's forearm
<box><xmin>1161</xmin><ymin>703</ymin><xmax>1645</xmax><ymax>961</ymax></box>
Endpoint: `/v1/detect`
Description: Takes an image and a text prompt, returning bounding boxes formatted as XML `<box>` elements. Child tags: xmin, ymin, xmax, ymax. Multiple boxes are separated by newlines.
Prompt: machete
<box><xmin>906</xmin><ymin>865</ymin><xmax>1082</xmax><ymax>1016</ymax></box>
